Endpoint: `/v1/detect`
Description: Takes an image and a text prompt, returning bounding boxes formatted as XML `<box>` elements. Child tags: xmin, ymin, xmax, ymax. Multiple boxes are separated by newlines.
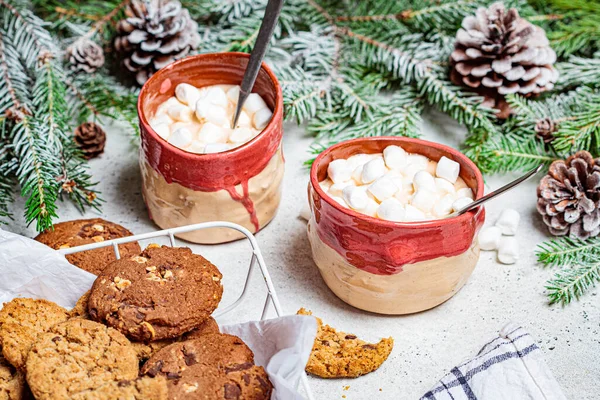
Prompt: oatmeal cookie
<box><xmin>34</xmin><ymin>218</ymin><xmax>141</xmax><ymax>275</ymax></box>
<box><xmin>297</xmin><ymin>308</ymin><xmax>393</xmax><ymax>378</ymax></box>
<box><xmin>88</xmin><ymin>246</ymin><xmax>223</xmax><ymax>341</ymax></box>
<box><xmin>26</xmin><ymin>319</ymin><xmax>138</xmax><ymax>400</ymax></box>
<box><xmin>0</xmin><ymin>355</ymin><xmax>26</xmax><ymax>400</ymax></box>
<box><xmin>0</xmin><ymin>298</ymin><xmax>69</xmax><ymax>369</ymax></box>
<box><xmin>70</xmin><ymin>376</ymin><xmax>168</xmax><ymax>400</ymax></box>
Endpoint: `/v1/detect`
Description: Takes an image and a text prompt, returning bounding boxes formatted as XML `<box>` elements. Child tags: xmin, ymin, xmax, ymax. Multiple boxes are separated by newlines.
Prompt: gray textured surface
<box><xmin>5</xmin><ymin>111</ymin><xmax>599</xmax><ymax>399</ymax></box>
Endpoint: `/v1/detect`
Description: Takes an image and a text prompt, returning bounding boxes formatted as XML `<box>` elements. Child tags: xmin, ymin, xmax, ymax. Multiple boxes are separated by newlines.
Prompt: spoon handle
<box><xmin>455</xmin><ymin>163</ymin><xmax>544</xmax><ymax>216</ymax></box>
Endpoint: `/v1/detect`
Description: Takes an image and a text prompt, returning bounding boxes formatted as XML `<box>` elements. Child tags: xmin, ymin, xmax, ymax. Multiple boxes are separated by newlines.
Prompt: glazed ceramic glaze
<box><xmin>308</xmin><ymin>137</ymin><xmax>485</xmax><ymax>314</ymax></box>
<box><xmin>138</xmin><ymin>53</ymin><xmax>284</xmax><ymax>244</ymax></box>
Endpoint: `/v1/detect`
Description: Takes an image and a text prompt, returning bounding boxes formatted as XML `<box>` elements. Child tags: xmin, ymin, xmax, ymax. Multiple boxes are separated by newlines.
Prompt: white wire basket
<box><xmin>58</xmin><ymin>221</ymin><xmax>314</xmax><ymax>400</ymax></box>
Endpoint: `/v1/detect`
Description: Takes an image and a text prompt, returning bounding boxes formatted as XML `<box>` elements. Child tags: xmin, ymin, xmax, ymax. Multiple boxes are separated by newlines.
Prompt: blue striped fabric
<box><xmin>421</xmin><ymin>323</ymin><xmax>566</xmax><ymax>400</ymax></box>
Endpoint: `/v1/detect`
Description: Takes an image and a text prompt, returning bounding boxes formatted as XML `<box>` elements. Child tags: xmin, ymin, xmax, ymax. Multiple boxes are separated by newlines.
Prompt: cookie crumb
<box><xmin>343</xmin><ymin>386</ymin><xmax>350</xmax><ymax>391</ymax></box>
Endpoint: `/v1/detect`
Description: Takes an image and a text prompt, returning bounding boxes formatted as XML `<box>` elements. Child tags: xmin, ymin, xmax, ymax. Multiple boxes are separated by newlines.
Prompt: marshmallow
<box><xmin>299</xmin><ymin>203</ymin><xmax>311</xmax><ymax>221</ymax></box>
<box><xmin>328</xmin><ymin>180</ymin><xmax>355</xmax><ymax>197</ymax></box>
<box><xmin>167</xmin><ymin>103</ymin><xmax>194</xmax><ymax>122</ymax></box>
<box><xmin>394</xmin><ymin>187</ymin><xmax>412</xmax><ymax>204</ymax></box>
<box><xmin>244</xmin><ymin>93</ymin><xmax>269</xmax><ymax>114</ymax></box>
<box><xmin>413</xmin><ymin>171</ymin><xmax>436</xmax><ymax>192</ymax></box>
<box><xmin>383</xmin><ymin>145</ymin><xmax>407</xmax><ymax>170</ymax></box>
<box><xmin>411</xmin><ymin>189</ymin><xmax>437</xmax><ymax>213</ymax></box>
<box><xmin>331</xmin><ymin>196</ymin><xmax>348</xmax><ymax>207</ymax></box>
<box><xmin>175</xmin><ymin>83</ymin><xmax>201</xmax><ymax>106</ymax></box>
<box><xmin>150</xmin><ymin>113</ymin><xmax>174</xmax><ymax>126</ymax></box>
<box><xmin>351</xmin><ymin>165</ymin><xmax>364</xmax><ymax>184</ymax></box>
<box><xmin>171</xmin><ymin>121</ymin><xmax>200</xmax><ymax>136</ymax></box>
<box><xmin>229</xmin><ymin>127</ymin><xmax>254</xmax><ymax>143</ymax></box>
<box><xmin>198</xmin><ymin>122</ymin><xmax>229</xmax><ymax>143</ymax></box>
<box><xmin>235</xmin><ymin>110</ymin><xmax>252</xmax><ymax>128</ymax></box>
<box><xmin>347</xmin><ymin>153</ymin><xmax>372</xmax><ymax>170</ymax></box>
<box><xmin>368</xmin><ymin>176</ymin><xmax>398</xmax><ymax>202</ymax></box>
<box><xmin>363</xmin><ymin>198</ymin><xmax>380</xmax><ymax>217</ymax></box>
<box><xmin>342</xmin><ymin>186</ymin><xmax>369</xmax><ymax>211</ymax></box>
<box><xmin>203</xmin><ymin>86</ymin><xmax>228</xmax><ymax>107</ymax></box>
<box><xmin>497</xmin><ymin>237</ymin><xmax>519</xmax><ymax>264</ymax></box>
<box><xmin>319</xmin><ymin>179</ymin><xmax>332</xmax><ymax>192</ymax></box>
<box><xmin>435</xmin><ymin>178</ymin><xmax>455</xmax><ymax>195</ymax></box>
<box><xmin>196</xmin><ymin>101</ymin><xmax>228</xmax><ymax>126</ymax></box>
<box><xmin>496</xmin><ymin>209</ymin><xmax>520</xmax><ymax>236</ymax></box>
<box><xmin>227</xmin><ymin>85</ymin><xmax>240</xmax><ymax>102</ymax></box>
<box><xmin>155</xmin><ymin>97</ymin><xmax>181</xmax><ymax>115</ymax></box>
<box><xmin>253</xmin><ymin>108</ymin><xmax>273</xmax><ymax>130</ymax></box>
<box><xmin>187</xmin><ymin>141</ymin><xmax>206</xmax><ymax>154</ymax></box>
<box><xmin>328</xmin><ymin>159</ymin><xmax>353</xmax><ymax>184</ymax></box>
<box><xmin>204</xmin><ymin>143</ymin><xmax>231</xmax><ymax>153</ymax></box>
<box><xmin>404</xmin><ymin>204</ymin><xmax>426</xmax><ymax>221</ymax></box>
<box><xmin>377</xmin><ymin>198</ymin><xmax>405</xmax><ymax>222</ymax></box>
<box><xmin>361</xmin><ymin>158</ymin><xmax>387</xmax><ymax>183</ymax></box>
<box><xmin>152</xmin><ymin>122</ymin><xmax>170</xmax><ymax>140</ymax></box>
<box><xmin>456</xmin><ymin>187</ymin><xmax>474</xmax><ymax>200</ymax></box>
<box><xmin>436</xmin><ymin>156</ymin><xmax>460</xmax><ymax>184</ymax></box>
<box><xmin>403</xmin><ymin>162</ymin><xmax>427</xmax><ymax>180</ymax></box>
<box><xmin>452</xmin><ymin>197</ymin><xmax>473</xmax><ymax>212</ymax></box>
<box><xmin>168</xmin><ymin>127</ymin><xmax>193</xmax><ymax>148</ymax></box>
<box><xmin>478</xmin><ymin>226</ymin><xmax>502</xmax><ymax>251</ymax></box>
<box><xmin>408</xmin><ymin>154</ymin><xmax>429</xmax><ymax>169</ymax></box>
<box><xmin>432</xmin><ymin>194</ymin><xmax>454</xmax><ymax>218</ymax></box>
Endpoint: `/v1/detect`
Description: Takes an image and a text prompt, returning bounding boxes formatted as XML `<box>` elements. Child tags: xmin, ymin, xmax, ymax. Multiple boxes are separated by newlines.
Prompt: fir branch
<box><xmin>558</xmin><ymin>57</ymin><xmax>600</xmax><ymax>90</ymax></box>
<box><xmin>546</xmin><ymin>262</ymin><xmax>600</xmax><ymax>305</ymax></box>
<box><xmin>552</xmin><ymin>93</ymin><xmax>600</xmax><ymax>155</ymax></box>
<box><xmin>537</xmin><ymin>236</ymin><xmax>600</xmax><ymax>267</ymax></box>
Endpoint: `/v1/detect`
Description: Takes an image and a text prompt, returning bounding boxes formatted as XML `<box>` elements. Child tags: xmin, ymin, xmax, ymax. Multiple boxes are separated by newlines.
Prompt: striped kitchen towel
<box><xmin>421</xmin><ymin>323</ymin><xmax>566</xmax><ymax>400</ymax></box>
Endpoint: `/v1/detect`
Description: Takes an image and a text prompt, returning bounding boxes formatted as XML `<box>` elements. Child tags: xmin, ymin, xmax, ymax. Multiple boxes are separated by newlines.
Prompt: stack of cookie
<box><xmin>0</xmin><ymin>245</ymin><xmax>273</xmax><ymax>400</ymax></box>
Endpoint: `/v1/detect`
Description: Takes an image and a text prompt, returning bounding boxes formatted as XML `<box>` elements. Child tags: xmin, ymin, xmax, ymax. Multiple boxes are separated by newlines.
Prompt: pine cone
<box><xmin>65</xmin><ymin>37</ymin><xmax>105</xmax><ymax>73</ymax></box>
<box><xmin>74</xmin><ymin>122</ymin><xmax>106</xmax><ymax>159</ymax></box>
<box><xmin>450</xmin><ymin>2</ymin><xmax>558</xmax><ymax>119</ymax></box>
<box><xmin>537</xmin><ymin>151</ymin><xmax>600</xmax><ymax>239</ymax></box>
<box><xmin>535</xmin><ymin>117</ymin><xmax>556</xmax><ymax>144</ymax></box>
<box><xmin>114</xmin><ymin>0</ymin><xmax>201</xmax><ymax>85</ymax></box>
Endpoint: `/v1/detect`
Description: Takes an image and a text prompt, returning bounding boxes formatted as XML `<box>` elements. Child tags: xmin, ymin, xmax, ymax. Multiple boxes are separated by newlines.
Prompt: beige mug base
<box><xmin>307</xmin><ymin>218</ymin><xmax>480</xmax><ymax>314</ymax></box>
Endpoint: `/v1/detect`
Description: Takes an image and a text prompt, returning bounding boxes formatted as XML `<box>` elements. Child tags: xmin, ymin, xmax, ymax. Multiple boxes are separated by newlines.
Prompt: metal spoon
<box><xmin>450</xmin><ymin>163</ymin><xmax>544</xmax><ymax>217</ymax></box>
<box><xmin>231</xmin><ymin>0</ymin><xmax>284</xmax><ymax>129</ymax></box>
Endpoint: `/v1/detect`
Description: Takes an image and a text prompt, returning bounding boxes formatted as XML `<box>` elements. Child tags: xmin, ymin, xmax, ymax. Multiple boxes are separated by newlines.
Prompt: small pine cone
<box><xmin>537</xmin><ymin>151</ymin><xmax>600</xmax><ymax>239</ymax></box>
<box><xmin>66</xmin><ymin>37</ymin><xmax>105</xmax><ymax>73</ymax></box>
<box><xmin>74</xmin><ymin>122</ymin><xmax>106</xmax><ymax>159</ymax></box>
<box><xmin>114</xmin><ymin>0</ymin><xmax>201</xmax><ymax>85</ymax></box>
<box><xmin>535</xmin><ymin>117</ymin><xmax>556</xmax><ymax>144</ymax></box>
<box><xmin>450</xmin><ymin>2</ymin><xmax>559</xmax><ymax>119</ymax></box>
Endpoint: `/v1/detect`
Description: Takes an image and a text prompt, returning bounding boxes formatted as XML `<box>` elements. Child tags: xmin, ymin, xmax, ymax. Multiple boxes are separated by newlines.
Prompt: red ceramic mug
<box><xmin>138</xmin><ymin>53</ymin><xmax>284</xmax><ymax>244</ymax></box>
<box><xmin>308</xmin><ymin>137</ymin><xmax>485</xmax><ymax>314</ymax></box>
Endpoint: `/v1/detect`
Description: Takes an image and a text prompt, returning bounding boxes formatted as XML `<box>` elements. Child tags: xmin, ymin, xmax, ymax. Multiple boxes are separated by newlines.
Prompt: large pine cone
<box><xmin>537</xmin><ymin>151</ymin><xmax>600</xmax><ymax>240</ymax></box>
<box><xmin>114</xmin><ymin>0</ymin><xmax>201</xmax><ymax>85</ymax></box>
<box><xmin>450</xmin><ymin>2</ymin><xmax>558</xmax><ymax>119</ymax></box>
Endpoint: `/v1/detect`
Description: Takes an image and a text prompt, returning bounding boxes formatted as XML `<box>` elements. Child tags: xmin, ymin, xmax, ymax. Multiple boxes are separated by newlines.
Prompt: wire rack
<box><xmin>58</xmin><ymin>221</ymin><xmax>314</xmax><ymax>400</ymax></box>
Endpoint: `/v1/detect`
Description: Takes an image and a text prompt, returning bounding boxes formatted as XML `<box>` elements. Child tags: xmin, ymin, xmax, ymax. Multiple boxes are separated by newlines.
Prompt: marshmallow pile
<box><xmin>148</xmin><ymin>83</ymin><xmax>273</xmax><ymax>154</ymax></box>
<box><xmin>478</xmin><ymin>209</ymin><xmax>521</xmax><ymax>264</ymax></box>
<box><xmin>319</xmin><ymin>145</ymin><xmax>474</xmax><ymax>222</ymax></box>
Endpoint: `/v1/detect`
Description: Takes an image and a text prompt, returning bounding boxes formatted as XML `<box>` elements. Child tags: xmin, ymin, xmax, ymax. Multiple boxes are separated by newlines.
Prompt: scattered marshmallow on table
<box><xmin>148</xmin><ymin>83</ymin><xmax>272</xmax><ymax>154</ymax></box>
<box><xmin>478</xmin><ymin>226</ymin><xmax>502</xmax><ymax>251</ymax></box>
<box><xmin>319</xmin><ymin>144</ymin><xmax>475</xmax><ymax>222</ymax></box>
<box><xmin>497</xmin><ymin>237</ymin><xmax>519</xmax><ymax>264</ymax></box>
<box><xmin>495</xmin><ymin>208</ymin><xmax>520</xmax><ymax>235</ymax></box>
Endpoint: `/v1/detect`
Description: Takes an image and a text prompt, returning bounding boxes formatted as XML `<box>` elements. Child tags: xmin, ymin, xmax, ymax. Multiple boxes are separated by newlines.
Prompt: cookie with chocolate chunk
<box><xmin>297</xmin><ymin>308</ymin><xmax>393</xmax><ymax>378</ymax></box>
<box><xmin>34</xmin><ymin>218</ymin><xmax>141</xmax><ymax>275</ymax></box>
<box><xmin>26</xmin><ymin>319</ymin><xmax>138</xmax><ymax>400</ymax></box>
<box><xmin>140</xmin><ymin>333</ymin><xmax>254</xmax><ymax>377</ymax></box>
<box><xmin>169</xmin><ymin>362</ymin><xmax>272</xmax><ymax>400</ymax></box>
<box><xmin>88</xmin><ymin>246</ymin><xmax>223</xmax><ymax>341</ymax></box>
<box><xmin>0</xmin><ymin>298</ymin><xmax>69</xmax><ymax>369</ymax></box>
<box><xmin>141</xmin><ymin>333</ymin><xmax>271</xmax><ymax>400</ymax></box>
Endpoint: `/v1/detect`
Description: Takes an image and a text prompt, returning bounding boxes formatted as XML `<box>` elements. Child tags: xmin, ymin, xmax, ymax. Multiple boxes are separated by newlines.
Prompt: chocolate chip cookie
<box><xmin>88</xmin><ymin>246</ymin><xmax>223</xmax><ymax>341</ymax></box>
<box><xmin>34</xmin><ymin>218</ymin><xmax>141</xmax><ymax>275</ymax></box>
<box><xmin>297</xmin><ymin>308</ymin><xmax>393</xmax><ymax>378</ymax></box>
<box><xmin>141</xmin><ymin>333</ymin><xmax>272</xmax><ymax>399</ymax></box>
<box><xmin>140</xmin><ymin>333</ymin><xmax>254</xmax><ymax>377</ymax></box>
<box><xmin>0</xmin><ymin>298</ymin><xmax>69</xmax><ymax>369</ymax></box>
<box><xmin>169</xmin><ymin>362</ymin><xmax>272</xmax><ymax>400</ymax></box>
<box><xmin>70</xmin><ymin>376</ymin><xmax>168</xmax><ymax>400</ymax></box>
<box><xmin>26</xmin><ymin>319</ymin><xmax>138</xmax><ymax>400</ymax></box>
<box><xmin>132</xmin><ymin>317</ymin><xmax>220</xmax><ymax>363</ymax></box>
<box><xmin>0</xmin><ymin>355</ymin><xmax>26</xmax><ymax>399</ymax></box>
<box><xmin>69</xmin><ymin>290</ymin><xmax>91</xmax><ymax>319</ymax></box>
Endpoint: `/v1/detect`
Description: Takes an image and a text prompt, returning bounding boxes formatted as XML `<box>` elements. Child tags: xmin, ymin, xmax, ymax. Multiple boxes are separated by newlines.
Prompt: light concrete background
<box><xmin>5</xmin><ymin>110</ymin><xmax>599</xmax><ymax>399</ymax></box>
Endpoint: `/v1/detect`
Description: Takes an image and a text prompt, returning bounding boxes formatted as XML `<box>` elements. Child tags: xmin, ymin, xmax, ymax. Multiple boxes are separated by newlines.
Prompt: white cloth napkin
<box><xmin>421</xmin><ymin>323</ymin><xmax>566</xmax><ymax>400</ymax></box>
<box><xmin>0</xmin><ymin>228</ymin><xmax>316</xmax><ymax>399</ymax></box>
